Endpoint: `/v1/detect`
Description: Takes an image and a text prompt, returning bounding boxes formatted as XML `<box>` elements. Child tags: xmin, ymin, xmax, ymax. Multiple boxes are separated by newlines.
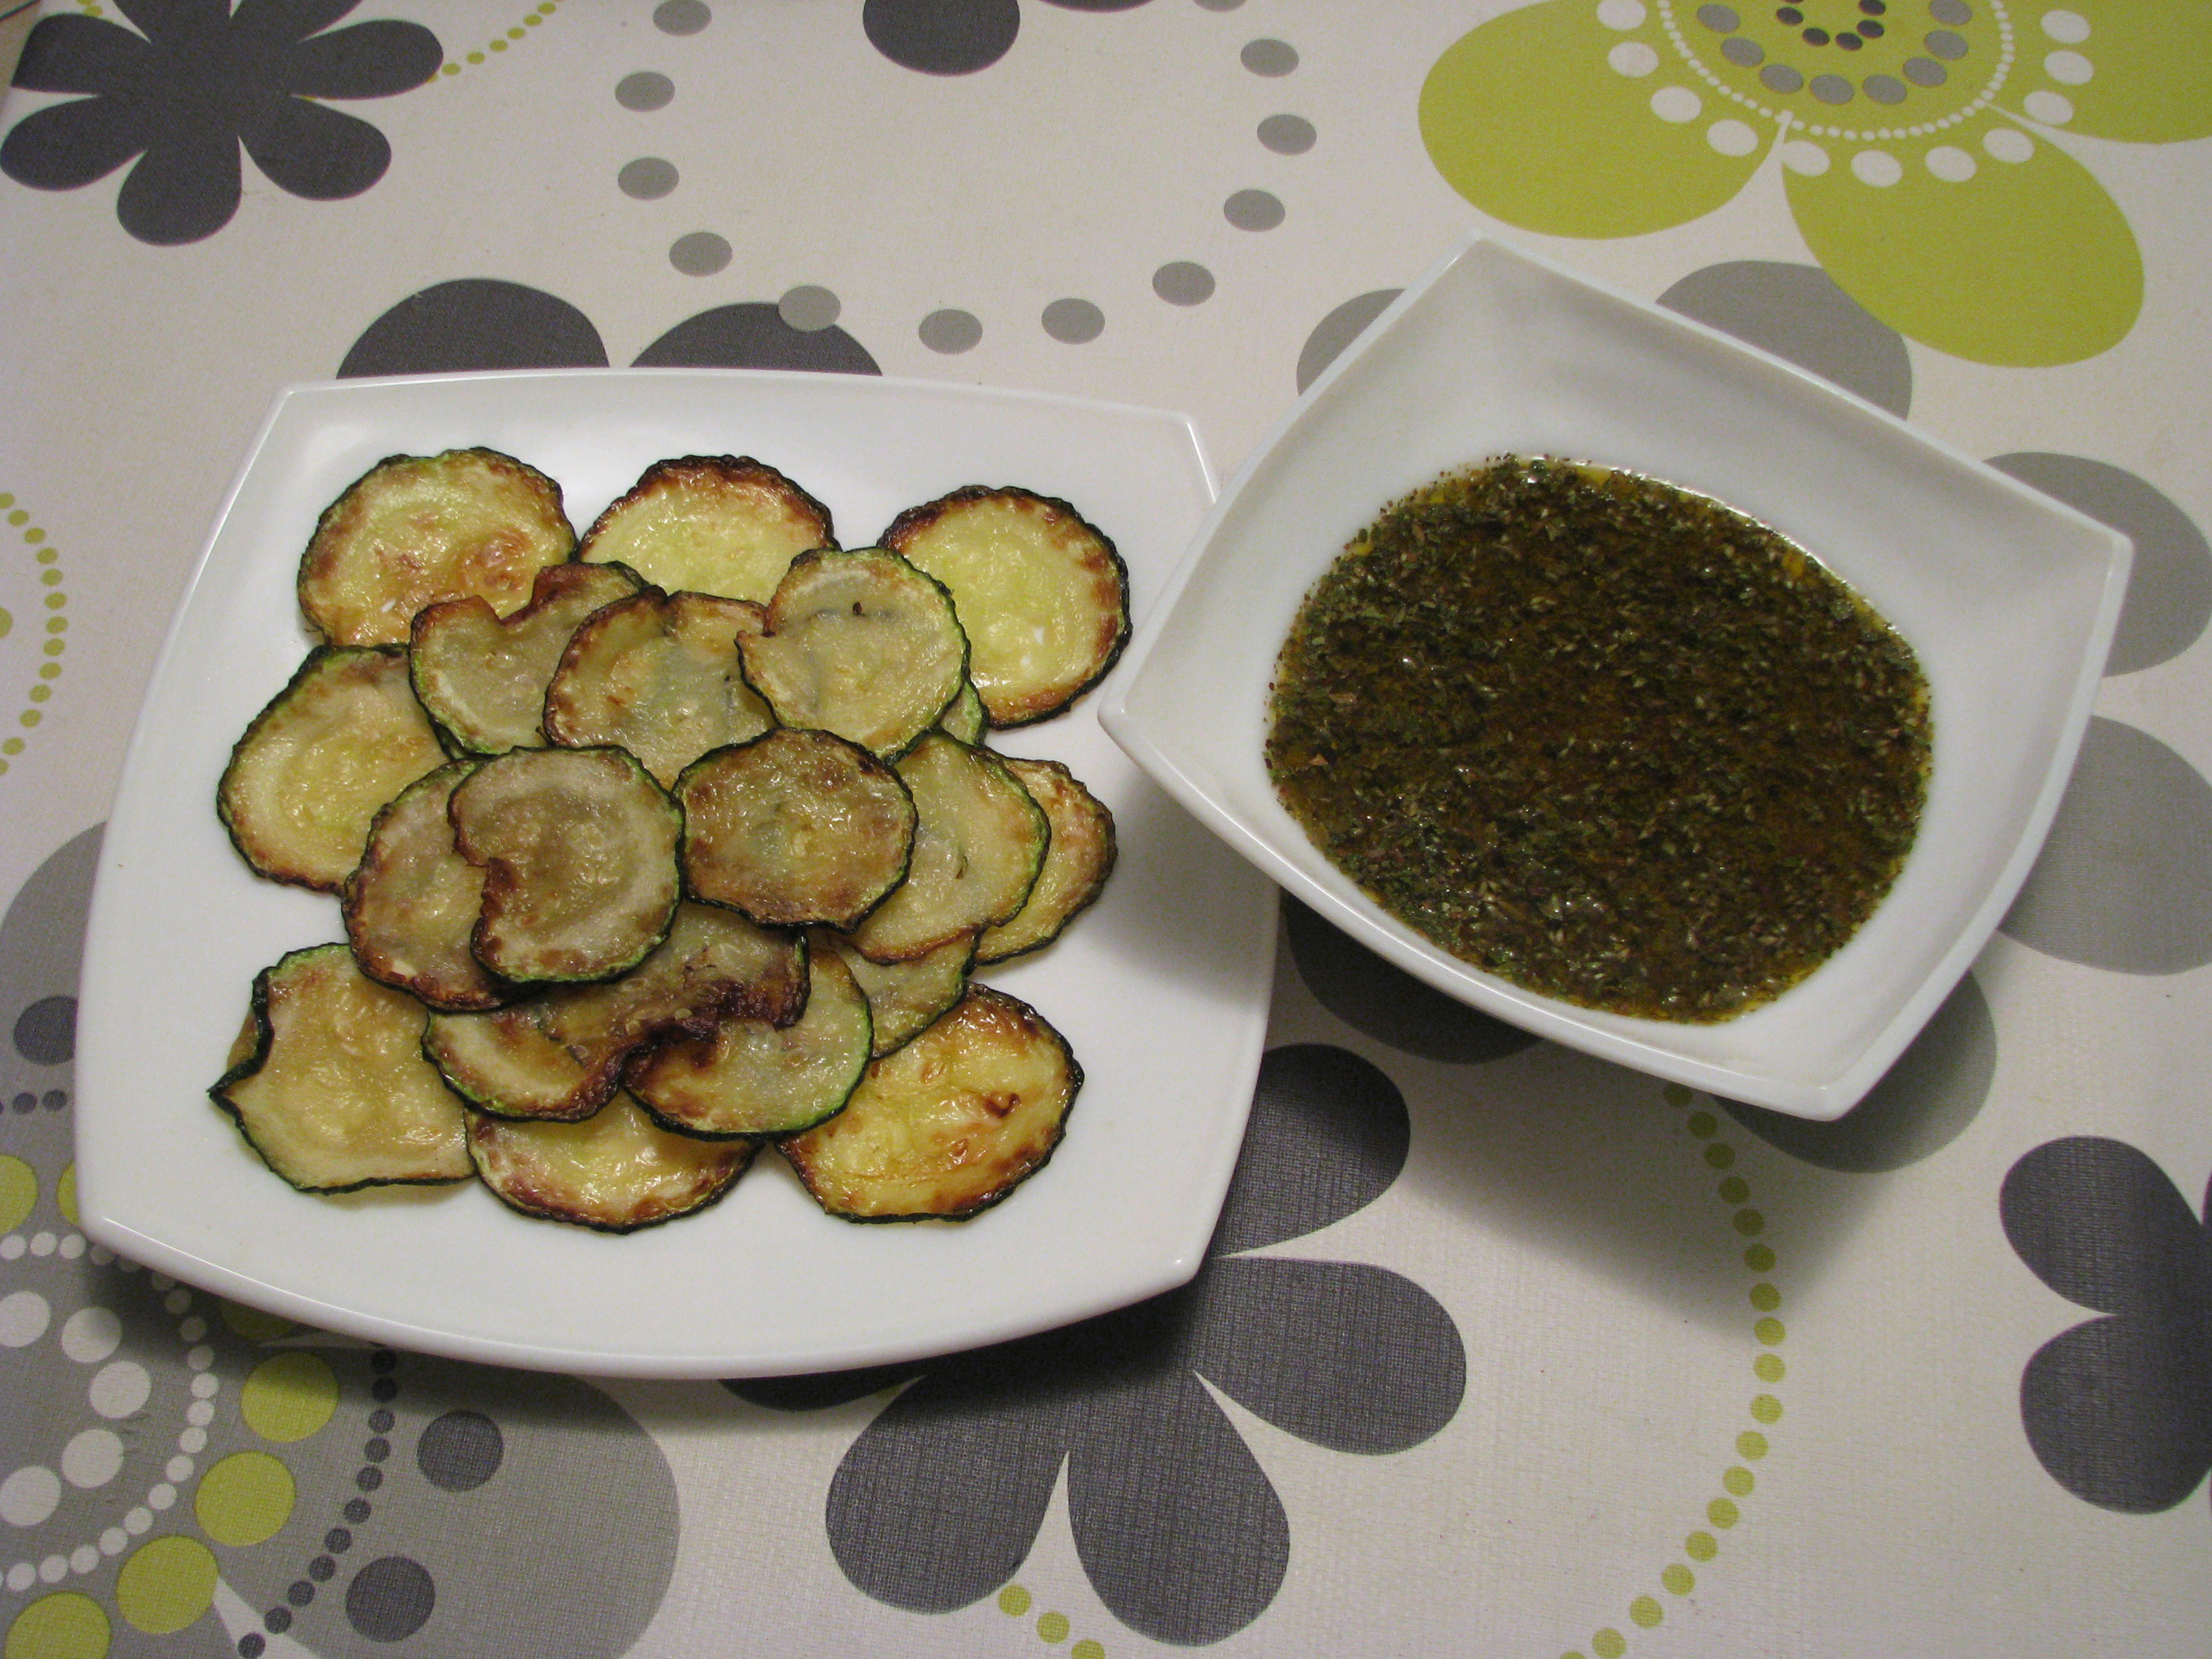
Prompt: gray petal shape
<box><xmin>1723</xmin><ymin>970</ymin><xmax>1993</xmax><ymax>1170</ymax></box>
<box><xmin>339</xmin><ymin>279</ymin><xmax>609</xmax><ymax>376</ymax></box>
<box><xmin>239</xmin><ymin>94</ymin><xmax>391</xmax><ymax>201</ymax></box>
<box><xmin>1658</xmin><ymin>260</ymin><xmax>1912</xmax><ymax>417</ymax></box>
<box><xmin>2000</xmin><ymin>716</ymin><xmax>2212</xmax><ymax>974</ymax></box>
<box><xmin>1</xmin><ymin>94</ymin><xmax>155</xmax><ymax>190</ymax></box>
<box><xmin>1212</xmin><ymin>1044</ymin><xmax>1409</xmax><ymax>1257</ymax></box>
<box><xmin>1067</xmin><ymin>1369</ymin><xmax>1288</xmax><ymax>1644</ymax></box>
<box><xmin>2022</xmin><ymin>1315</ymin><xmax>2212</xmax><ymax>1513</ymax></box>
<box><xmin>12</xmin><ymin>14</ymin><xmax>156</xmax><ymax>96</ymax></box>
<box><xmin>825</xmin><ymin>1374</ymin><xmax>1067</xmax><ymax>1613</ymax></box>
<box><xmin>1282</xmin><ymin>894</ymin><xmax>1538</xmax><ymax>1064</ymax></box>
<box><xmin>634</xmin><ymin>302</ymin><xmax>880</xmax><ymax>373</ymax></box>
<box><xmin>115</xmin><ymin>115</ymin><xmax>241</xmax><ymax>244</ymax></box>
<box><xmin>1296</xmin><ymin>288</ymin><xmax>1399</xmax><ymax>392</ymax></box>
<box><xmin>2000</xmin><ymin>1136</ymin><xmax>2207</xmax><ymax>1318</ymax></box>
<box><xmin>1988</xmin><ymin>453</ymin><xmax>2212</xmax><ymax>676</ymax></box>
<box><xmin>1187</xmin><ymin>1254</ymin><xmax>1465</xmax><ymax>1453</ymax></box>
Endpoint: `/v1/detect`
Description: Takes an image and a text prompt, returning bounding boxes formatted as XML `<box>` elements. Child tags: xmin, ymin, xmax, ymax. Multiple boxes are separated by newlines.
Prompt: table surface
<box><xmin>2</xmin><ymin>4</ymin><xmax>2208</xmax><ymax>1657</ymax></box>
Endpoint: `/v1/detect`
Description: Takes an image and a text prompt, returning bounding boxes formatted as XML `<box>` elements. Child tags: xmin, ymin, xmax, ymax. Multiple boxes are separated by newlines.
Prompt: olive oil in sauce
<box><xmin>1265</xmin><ymin>456</ymin><xmax>1931</xmax><ymax>1023</ymax></box>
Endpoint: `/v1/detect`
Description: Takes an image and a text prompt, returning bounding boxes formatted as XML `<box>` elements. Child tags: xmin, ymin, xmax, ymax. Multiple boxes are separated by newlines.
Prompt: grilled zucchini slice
<box><xmin>676</xmin><ymin>729</ymin><xmax>916</xmax><ymax>929</ymax></box>
<box><xmin>342</xmin><ymin>760</ymin><xmax>507</xmax><ymax>1011</ymax></box>
<box><xmin>449</xmin><ymin>747</ymin><xmax>682</xmax><ymax>985</ymax></box>
<box><xmin>212</xmin><ymin>945</ymin><xmax>472</xmax><ymax>1193</ymax></box>
<box><xmin>737</xmin><ymin>548</ymin><xmax>967</xmax><ymax>759</ymax></box>
<box><xmin>409</xmin><ymin>560</ymin><xmax>642</xmax><ymax>754</ymax></box>
<box><xmin>425</xmin><ymin>902</ymin><xmax>806</xmax><ymax>1119</ymax></box>
<box><xmin>847</xmin><ymin>733</ymin><xmax>1047</xmax><ymax>963</ymax></box>
<box><xmin>627</xmin><ymin>948</ymin><xmax>872</xmax><ymax>1139</ymax></box>
<box><xmin>300</xmin><ymin>449</ymin><xmax>575</xmax><ymax>647</ymax></box>
<box><xmin>978</xmin><ymin>757</ymin><xmax>1116</xmax><ymax>963</ymax></box>
<box><xmin>779</xmin><ymin>985</ymin><xmax>1078</xmax><ymax>1219</ymax></box>
<box><xmin>938</xmin><ymin>677</ymin><xmax>987</xmax><ymax>745</ymax></box>
<box><xmin>469</xmin><ymin>1091</ymin><xmax>752</xmax><ymax>1231</ymax></box>
<box><xmin>578</xmin><ymin>455</ymin><xmax>836</xmax><ymax>603</ymax></box>
<box><xmin>543</xmin><ymin>588</ymin><xmax>773</xmax><ymax>786</ymax></box>
<box><xmin>811</xmin><ymin>927</ymin><xmax>976</xmax><ymax>1058</ymax></box>
<box><xmin>880</xmin><ymin>486</ymin><xmax>1128</xmax><ymax>727</ymax></box>
<box><xmin>219</xmin><ymin>646</ymin><xmax>449</xmax><ymax>892</ymax></box>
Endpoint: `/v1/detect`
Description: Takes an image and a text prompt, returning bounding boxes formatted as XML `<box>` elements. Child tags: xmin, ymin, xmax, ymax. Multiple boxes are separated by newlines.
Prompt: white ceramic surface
<box><xmin>1101</xmin><ymin>232</ymin><xmax>2130</xmax><ymax>1120</ymax></box>
<box><xmin>75</xmin><ymin>369</ymin><xmax>1275</xmax><ymax>1378</ymax></box>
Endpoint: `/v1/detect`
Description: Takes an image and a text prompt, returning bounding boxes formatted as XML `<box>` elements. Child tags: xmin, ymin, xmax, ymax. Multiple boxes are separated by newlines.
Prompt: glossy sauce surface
<box><xmin>1265</xmin><ymin>457</ymin><xmax>1931</xmax><ymax>1022</ymax></box>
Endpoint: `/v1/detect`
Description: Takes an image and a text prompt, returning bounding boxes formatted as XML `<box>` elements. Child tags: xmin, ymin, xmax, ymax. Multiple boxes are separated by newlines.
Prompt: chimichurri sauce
<box><xmin>1265</xmin><ymin>457</ymin><xmax>1931</xmax><ymax>1022</ymax></box>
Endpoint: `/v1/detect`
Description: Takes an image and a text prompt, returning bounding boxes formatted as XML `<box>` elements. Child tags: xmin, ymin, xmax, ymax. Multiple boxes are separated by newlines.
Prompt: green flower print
<box><xmin>1420</xmin><ymin>1</ymin><xmax>2212</xmax><ymax>365</ymax></box>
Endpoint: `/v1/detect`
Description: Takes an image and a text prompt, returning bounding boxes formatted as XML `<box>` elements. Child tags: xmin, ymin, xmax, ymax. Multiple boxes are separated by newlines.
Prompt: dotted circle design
<box><xmin>434</xmin><ymin>1</ymin><xmax>563</xmax><ymax>79</ymax></box>
<box><xmin>606</xmin><ymin>7</ymin><xmax>1307</xmax><ymax>339</ymax></box>
<box><xmin>1652</xmin><ymin>0</ymin><xmax>2018</xmax><ymax>148</ymax></box>
<box><xmin>0</xmin><ymin>491</ymin><xmax>70</xmax><ymax>781</ymax></box>
<box><xmin>1559</xmin><ymin>1084</ymin><xmax>1790</xmax><ymax>1659</ymax></box>
<box><xmin>1</xmin><ymin>1265</ymin><xmax>222</xmax><ymax>1601</ymax></box>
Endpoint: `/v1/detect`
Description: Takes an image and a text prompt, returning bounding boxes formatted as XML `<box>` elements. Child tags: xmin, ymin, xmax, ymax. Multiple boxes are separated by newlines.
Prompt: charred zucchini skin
<box><xmin>217</xmin><ymin>644</ymin><xmax>449</xmax><ymax>893</ymax></box>
<box><xmin>211</xmin><ymin>943</ymin><xmax>474</xmax><ymax>1195</ymax></box>
<box><xmin>342</xmin><ymin>759</ymin><xmax>512</xmax><ymax>1012</ymax></box>
<box><xmin>879</xmin><ymin>485</ymin><xmax>1130</xmax><ymax>729</ymax></box>
<box><xmin>466</xmin><ymin>1094</ymin><xmax>754</xmax><ymax>1232</ymax></box>
<box><xmin>577</xmin><ymin>455</ymin><xmax>837</xmax><ymax>605</ymax></box>
<box><xmin>977</xmin><ymin>756</ymin><xmax>1118</xmax><ymax>964</ymax></box>
<box><xmin>409</xmin><ymin>559</ymin><xmax>644</xmax><ymax>755</ymax></box>
<box><xmin>778</xmin><ymin>985</ymin><xmax>1081</xmax><ymax>1222</ymax></box>
<box><xmin>298</xmin><ymin>449</ymin><xmax>576</xmax><ymax>648</ymax></box>
<box><xmin>675</xmin><ymin>728</ymin><xmax>918</xmax><ymax>932</ymax></box>
<box><xmin>449</xmin><ymin>745</ymin><xmax>684</xmax><ymax>987</ymax></box>
<box><xmin>737</xmin><ymin>548</ymin><xmax>970</xmax><ymax>761</ymax></box>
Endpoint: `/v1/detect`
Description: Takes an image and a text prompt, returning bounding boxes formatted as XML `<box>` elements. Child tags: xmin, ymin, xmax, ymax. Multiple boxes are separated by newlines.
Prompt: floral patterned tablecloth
<box><xmin>1</xmin><ymin>3</ymin><xmax>2208</xmax><ymax>1656</ymax></box>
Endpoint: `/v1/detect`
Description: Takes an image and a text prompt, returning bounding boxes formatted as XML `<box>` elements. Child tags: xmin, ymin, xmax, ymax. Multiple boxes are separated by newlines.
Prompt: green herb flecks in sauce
<box><xmin>1265</xmin><ymin>457</ymin><xmax>1930</xmax><ymax>1023</ymax></box>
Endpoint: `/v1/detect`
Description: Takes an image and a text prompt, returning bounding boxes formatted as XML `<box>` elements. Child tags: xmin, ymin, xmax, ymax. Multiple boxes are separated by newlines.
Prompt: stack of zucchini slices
<box><xmin>212</xmin><ymin>449</ymin><xmax>1124</xmax><ymax>1231</ymax></box>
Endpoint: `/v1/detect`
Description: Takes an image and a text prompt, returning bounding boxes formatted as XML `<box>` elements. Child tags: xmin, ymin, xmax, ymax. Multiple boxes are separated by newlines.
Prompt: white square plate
<box><xmin>75</xmin><ymin>369</ymin><xmax>1275</xmax><ymax>1378</ymax></box>
<box><xmin>1101</xmin><ymin>232</ymin><xmax>2130</xmax><ymax>1120</ymax></box>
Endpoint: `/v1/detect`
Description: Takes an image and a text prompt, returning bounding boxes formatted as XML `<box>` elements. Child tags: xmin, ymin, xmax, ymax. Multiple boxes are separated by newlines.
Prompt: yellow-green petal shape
<box><xmin>1422</xmin><ymin>0</ymin><xmax>1766</xmax><ymax>239</ymax></box>
<box><xmin>1786</xmin><ymin>122</ymin><xmax>2139</xmax><ymax>367</ymax></box>
<box><xmin>2011</xmin><ymin>2</ymin><xmax>2212</xmax><ymax>143</ymax></box>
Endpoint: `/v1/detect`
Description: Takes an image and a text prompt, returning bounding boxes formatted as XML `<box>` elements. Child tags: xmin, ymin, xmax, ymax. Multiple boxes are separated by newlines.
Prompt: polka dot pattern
<box><xmin>0</xmin><ymin>491</ymin><xmax>68</xmax><ymax>779</ymax></box>
<box><xmin>1565</xmin><ymin>1086</ymin><xmax>1792</xmax><ymax>1658</ymax></box>
<box><xmin>436</xmin><ymin>1</ymin><xmax>563</xmax><ymax>78</ymax></box>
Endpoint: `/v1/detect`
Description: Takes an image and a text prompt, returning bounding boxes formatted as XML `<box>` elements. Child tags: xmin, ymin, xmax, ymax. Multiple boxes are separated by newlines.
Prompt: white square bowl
<box><xmin>1101</xmin><ymin>232</ymin><xmax>2131</xmax><ymax>1120</ymax></box>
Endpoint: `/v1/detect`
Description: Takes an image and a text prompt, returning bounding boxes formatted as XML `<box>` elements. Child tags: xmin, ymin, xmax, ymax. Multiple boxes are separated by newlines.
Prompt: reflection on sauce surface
<box><xmin>1265</xmin><ymin>457</ymin><xmax>1930</xmax><ymax>1022</ymax></box>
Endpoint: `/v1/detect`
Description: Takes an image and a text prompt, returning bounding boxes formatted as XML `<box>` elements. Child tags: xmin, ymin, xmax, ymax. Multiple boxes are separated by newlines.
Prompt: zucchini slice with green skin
<box><xmin>299</xmin><ymin>449</ymin><xmax>576</xmax><ymax>648</ymax></box>
<box><xmin>543</xmin><ymin>588</ymin><xmax>774</xmax><ymax>786</ymax></box>
<box><xmin>737</xmin><ymin>548</ymin><xmax>968</xmax><ymax>759</ymax></box>
<box><xmin>218</xmin><ymin>646</ymin><xmax>449</xmax><ymax>893</ymax></box>
<box><xmin>779</xmin><ymin>985</ymin><xmax>1079</xmax><ymax>1220</ymax></box>
<box><xmin>469</xmin><ymin>1091</ymin><xmax>753</xmax><ymax>1231</ymax></box>
<box><xmin>343</xmin><ymin>760</ymin><xmax>507</xmax><ymax>1011</ymax></box>
<box><xmin>977</xmin><ymin>757</ymin><xmax>1117</xmax><ymax>964</ymax></box>
<box><xmin>425</xmin><ymin>902</ymin><xmax>806</xmax><ymax>1120</ymax></box>
<box><xmin>810</xmin><ymin>927</ymin><xmax>976</xmax><ymax>1058</ymax></box>
<box><xmin>449</xmin><ymin>746</ymin><xmax>682</xmax><ymax>985</ymax></box>
<box><xmin>578</xmin><ymin>455</ymin><xmax>836</xmax><ymax>604</ymax></box>
<box><xmin>846</xmin><ymin>733</ymin><xmax>1047</xmax><ymax>963</ymax></box>
<box><xmin>212</xmin><ymin>944</ymin><xmax>473</xmax><ymax>1193</ymax></box>
<box><xmin>676</xmin><ymin>728</ymin><xmax>916</xmax><ymax>929</ymax></box>
<box><xmin>627</xmin><ymin>947</ymin><xmax>872</xmax><ymax>1139</ymax></box>
<box><xmin>409</xmin><ymin>560</ymin><xmax>642</xmax><ymax>754</ymax></box>
<box><xmin>937</xmin><ymin>677</ymin><xmax>987</xmax><ymax>745</ymax></box>
<box><xmin>880</xmin><ymin>486</ymin><xmax>1129</xmax><ymax>727</ymax></box>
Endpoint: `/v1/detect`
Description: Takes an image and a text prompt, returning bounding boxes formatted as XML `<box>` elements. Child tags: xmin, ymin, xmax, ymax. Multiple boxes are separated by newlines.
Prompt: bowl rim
<box><xmin>1101</xmin><ymin>228</ymin><xmax>2132</xmax><ymax>1120</ymax></box>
